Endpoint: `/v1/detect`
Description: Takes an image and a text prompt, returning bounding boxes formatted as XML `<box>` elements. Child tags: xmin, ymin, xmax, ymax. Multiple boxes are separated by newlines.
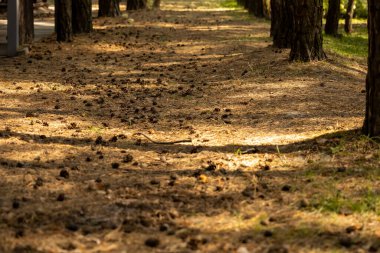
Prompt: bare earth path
<box><xmin>0</xmin><ymin>1</ymin><xmax>378</xmax><ymax>252</ymax></box>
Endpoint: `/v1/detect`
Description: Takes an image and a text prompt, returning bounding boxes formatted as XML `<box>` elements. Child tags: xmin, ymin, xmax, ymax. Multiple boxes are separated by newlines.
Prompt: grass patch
<box><xmin>324</xmin><ymin>21</ymin><xmax>368</xmax><ymax>61</ymax></box>
<box><xmin>219</xmin><ymin>0</ymin><xmax>241</xmax><ymax>9</ymax></box>
<box><xmin>312</xmin><ymin>189</ymin><xmax>380</xmax><ymax>215</ymax></box>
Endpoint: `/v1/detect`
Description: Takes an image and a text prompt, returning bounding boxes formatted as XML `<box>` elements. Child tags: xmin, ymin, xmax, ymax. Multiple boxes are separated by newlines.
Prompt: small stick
<box><xmin>132</xmin><ymin>133</ymin><xmax>192</xmax><ymax>145</ymax></box>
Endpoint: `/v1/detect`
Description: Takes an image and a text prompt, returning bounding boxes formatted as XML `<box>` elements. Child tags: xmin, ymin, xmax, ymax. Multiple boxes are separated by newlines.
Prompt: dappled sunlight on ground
<box><xmin>0</xmin><ymin>0</ymin><xmax>377</xmax><ymax>252</ymax></box>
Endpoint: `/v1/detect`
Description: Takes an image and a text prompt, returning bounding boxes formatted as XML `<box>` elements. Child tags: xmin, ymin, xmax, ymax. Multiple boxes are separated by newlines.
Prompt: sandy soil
<box><xmin>0</xmin><ymin>0</ymin><xmax>378</xmax><ymax>252</ymax></box>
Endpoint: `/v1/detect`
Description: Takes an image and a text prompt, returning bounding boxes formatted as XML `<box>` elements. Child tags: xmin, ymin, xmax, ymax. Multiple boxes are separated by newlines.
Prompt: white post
<box><xmin>7</xmin><ymin>0</ymin><xmax>19</xmax><ymax>56</ymax></box>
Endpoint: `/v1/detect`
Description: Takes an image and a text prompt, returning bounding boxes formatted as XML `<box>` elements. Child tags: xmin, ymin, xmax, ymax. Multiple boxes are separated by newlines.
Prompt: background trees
<box><xmin>55</xmin><ymin>0</ymin><xmax>72</xmax><ymax>42</ymax></box>
<box><xmin>153</xmin><ymin>0</ymin><xmax>161</xmax><ymax>9</ymax></box>
<box><xmin>19</xmin><ymin>0</ymin><xmax>34</xmax><ymax>44</ymax></box>
<box><xmin>98</xmin><ymin>0</ymin><xmax>121</xmax><ymax>17</ymax></box>
<box><xmin>72</xmin><ymin>0</ymin><xmax>92</xmax><ymax>33</ymax></box>
<box><xmin>270</xmin><ymin>0</ymin><xmax>292</xmax><ymax>49</ymax></box>
<box><xmin>127</xmin><ymin>0</ymin><xmax>147</xmax><ymax>10</ymax></box>
<box><xmin>325</xmin><ymin>0</ymin><xmax>340</xmax><ymax>36</ymax></box>
<box><xmin>344</xmin><ymin>0</ymin><xmax>355</xmax><ymax>34</ymax></box>
<box><xmin>55</xmin><ymin>0</ymin><xmax>93</xmax><ymax>41</ymax></box>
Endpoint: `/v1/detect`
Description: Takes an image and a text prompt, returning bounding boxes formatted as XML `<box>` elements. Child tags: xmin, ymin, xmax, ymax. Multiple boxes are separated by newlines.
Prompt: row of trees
<box><xmin>17</xmin><ymin>0</ymin><xmax>160</xmax><ymax>43</ymax></box>
<box><xmin>239</xmin><ymin>0</ymin><xmax>379</xmax><ymax>136</ymax></box>
<box><xmin>324</xmin><ymin>0</ymin><xmax>355</xmax><ymax>35</ymax></box>
<box><xmin>55</xmin><ymin>0</ymin><xmax>160</xmax><ymax>42</ymax></box>
<box><xmin>240</xmin><ymin>0</ymin><xmax>328</xmax><ymax>61</ymax></box>
<box><xmin>240</xmin><ymin>0</ymin><xmax>356</xmax><ymax>35</ymax></box>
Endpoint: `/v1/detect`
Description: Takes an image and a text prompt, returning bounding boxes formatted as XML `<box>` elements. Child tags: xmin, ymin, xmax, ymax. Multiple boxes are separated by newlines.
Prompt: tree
<box><xmin>72</xmin><ymin>0</ymin><xmax>92</xmax><ymax>33</ymax></box>
<box><xmin>263</xmin><ymin>0</ymin><xmax>271</xmax><ymax>19</ymax></box>
<box><xmin>344</xmin><ymin>0</ymin><xmax>355</xmax><ymax>34</ymax></box>
<box><xmin>153</xmin><ymin>0</ymin><xmax>161</xmax><ymax>9</ymax></box>
<box><xmin>248</xmin><ymin>0</ymin><xmax>264</xmax><ymax>17</ymax></box>
<box><xmin>19</xmin><ymin>0</ymin><xmax>34</xmax><ymax>44</ymax></box>
<box><xmin>363</xmin><ymin>0</ymin><xmax>380</xmax><ymax>136</ymax></box>
<box><xmin>288</xmin><ymin>0</ymin><xmax>326</xmax><ymax>62</ymax></box>
<box><xmin>98</xmin><ymin>0</ymin><xmax>120</xmax><ymax>17</ymax></box>
<box><xmin>55</xmin><ymin>0</ymin><xmax>72</xmax><ymax>42</ymax></box>
<box><xmin>325</xmin><ymin>0</ymin><xmax>341</xmax><ymax>36</ymax></box>
<box><xmin>270</xmin><ymin>0</ymin><xmax>292</xmax><ymax>48</ymax></box>
<box><xmin>127</xmin><ymin>0</ymin><xmax>147</xmax><ymax>10</ymax></box>
<box><xmin>244</xmin><ymin>0</ymin><xmax>249</xmax><ymax>10</ymax></box>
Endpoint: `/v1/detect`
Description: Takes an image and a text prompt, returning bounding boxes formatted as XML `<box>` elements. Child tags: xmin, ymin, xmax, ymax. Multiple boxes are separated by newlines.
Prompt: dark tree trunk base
<box><xmin>98</xmin><ymin>0</ymin><xmax>120</xmax><ymax>17</ymax></box>
<box><xmin>271</xmin><ymin>0</ymin><xmax>292</xmax><ymax>48</ymax></box>
<box><xmin>19</xmin><ymin>0</ymin><xmax>34</xmax><ymax>45</ymax></box>
<box><xmin>325</xmin><ymin>0</ymin><xmax>341</xmax><ymax>36</ymax></box>
<box><xmin>289</xmin><ymin>0</ymin><xmax>326</xmax><ymax>62</ymax></box>
<box><xmin>127</xmin><ymin>0</ymin><xmax>147</xmax><ymax>10</ymax></box>
<box><xmin>72</xmin><ymin>0</ymin><xmax>92</xmax><ymax>34</ymax></box>
<box><xmin>55</xmin><ymin>0</ymin><xmax>72</xmax><ymax>42</ymax></box>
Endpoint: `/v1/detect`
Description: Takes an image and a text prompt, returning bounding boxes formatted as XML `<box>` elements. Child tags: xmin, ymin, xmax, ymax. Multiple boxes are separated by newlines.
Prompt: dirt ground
<box><xmin>0</xmin><ymin>0</ymin><xmax>379</xmax><ymax>252</ymax></box>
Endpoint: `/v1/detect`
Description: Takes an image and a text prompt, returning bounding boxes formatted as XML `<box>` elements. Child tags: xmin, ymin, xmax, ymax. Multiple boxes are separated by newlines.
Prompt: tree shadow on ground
<box><xmin>0</xmin><ymin>128</ymin><xmax>379</xmax><ymax>252</ymax></box>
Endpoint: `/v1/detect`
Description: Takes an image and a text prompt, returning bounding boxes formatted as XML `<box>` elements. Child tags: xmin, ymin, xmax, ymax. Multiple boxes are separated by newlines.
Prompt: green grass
<box><xmin>323</xmin><ymin>21</ymin><xmax>368</xmax><ymax>61</ymax></box>
<box><xmin>312</xmin><ymin>189</ymin><xmax>380</xmax><ymax>215</ymax></box>
<box><xmin>219</xmin><ymin>0</ymin><xmax>241</xmax><ymax>9</ymax></box>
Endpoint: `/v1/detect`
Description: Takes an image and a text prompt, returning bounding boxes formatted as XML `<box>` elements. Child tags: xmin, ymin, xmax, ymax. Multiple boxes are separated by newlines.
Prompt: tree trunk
<box><xmin>289</xmin><ymin>0</ymin><xmax>326</xmax><ymax>62</ymax></box>
<box><xmin>325</xmin><ymin>0</ymin><xmax>341</xmax><ymax>36</ymax></box>
<box><xmin>237</xmin><ymin>0</ymin><xmax>246</xmax><ymax>7</ymax></box>
<box><xmin>126</xmin><ymin>0</ymin><xmax>147</xmax><ymax>10</ymax></box>
<box><xmin>363</xmin><ymin>0</ymin><xmax>380</xmax><ymax>136</ymax></box>
<box><xmin>98</xmin><ymin>0</ymin><xmax>120</xmax><ymax>17</ymax></box>
<box><xmin>55</xmin><ymin>0</ymin><xmax>72</xmax><ymax>42</ymax></box>
<box><xmin>244</xmin><ymin>0</ymin><xmax>249</xmax><ymax>10</ymax></box>
<box><xmin>72</xmin><ymin>0</ymin><xmax>92</xmax><ymax>33</ymax></box>
<box><xmin>19</xmin><ymin>0</ymin><xmax>34</xmax><ymax>45</ymax></box>
<box><xmin>271</xmin><ymin>0</ymin><xmax>292</xmax><ymax>48</ymax></box>
<box><xmin>344</xmin><ymin>0</ymin><xmax>354</xmax><ymax>34</ymax></box>
<box><xmin>263</xmin><ymin>0</ymin><xmax>271</xmax><ymax>19</ymax></box>
<box><xmin>250</xmin><ymin>0</ymin><xmax>264</xmax><ymax>17</ymax></box>
<box><xmin>153</xmin><ymin>0</ymin><xmax>160</xmax><ymax>9</ymax></box>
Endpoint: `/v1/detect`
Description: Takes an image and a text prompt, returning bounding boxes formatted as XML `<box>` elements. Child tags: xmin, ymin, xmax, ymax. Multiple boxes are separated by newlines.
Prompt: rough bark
<box><xmin>363</xmin><ymin>0</ymin><xmax>380</xmax><ymax>136</ymax></box>
<box><xmin>72</xmin><ymin>0</ymin><xmax>92</xmax><ymax>34</ymax></box>
<box><xmin>344</xmin><ymin>0</ymin><xmax>355</xmax><ymax>34</ymax></box>
<box><xmin>55</xmin><ymin>0</ymin><xmax>72</xmax><ymax>42</ymax></box>
<box><xmin>325</xmin><ymin>0</ymin><xmax>341</xmax><ymax>36</ymax></box>
<box><xmin>289</xmin><ymin>0</ymin><xmax>326</xmax><ymax>62</ymax></box>
<box><xmin>153</xmin><ymin>0</ymin><xmax>161</xmax><ymax>9</ymax></box>
<box><xmin>127</xmin><ymin>0</ymin><xmax>147</xmax><ymax>10</ymax></box>
<box><xmin>98</xmin><ymin>0</ymin><xmax>120</xmax><ymax>17</ymax></box>
<box><xmin>19</xmin><ymin>0</ymin><xmax>34</xmax><ymax>45</ymax></box>
<box><xmin>271</xmin><ymin>0</ymin><xmax>292</xmax><ymax>48</ymax></box>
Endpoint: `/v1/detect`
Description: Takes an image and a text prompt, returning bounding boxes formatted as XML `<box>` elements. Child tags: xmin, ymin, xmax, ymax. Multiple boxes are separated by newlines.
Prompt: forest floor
<box><xmin>0</xmin><ymin>0</ymin><xmax>378</xmax><ymax>252</ymax></box>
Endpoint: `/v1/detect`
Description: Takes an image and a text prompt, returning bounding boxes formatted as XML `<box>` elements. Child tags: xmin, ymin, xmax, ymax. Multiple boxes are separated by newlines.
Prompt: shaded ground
<box><xmin>0</xmin><ymin>0</ymin><xmax>379</xmax><ymax>252</ymax></box>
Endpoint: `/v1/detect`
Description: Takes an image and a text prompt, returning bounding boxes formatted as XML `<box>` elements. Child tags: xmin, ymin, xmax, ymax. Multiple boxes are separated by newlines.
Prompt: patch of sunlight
<box><xmin>185</xmin><ymin>212</ymin><xmax>269</xmax><ymax>233</ymax></box>
<box><xmin>91</xmin><ymin>43</ymin><xmax>127</xmax><ymax>53</ymax></box>
<box><xmin>88</xmin><ymin>125</ymin><xmax>105</xmax><ymax>134</ymax></box>
<box><xmin>186</xmin><ymin>25</ymin><xmax>254</xmax><ymax>32</ymax></box>
<box><xmin>1</xmin><ymin>148</ymin><xmax>68</xmax><ymax>163</ymax></box>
